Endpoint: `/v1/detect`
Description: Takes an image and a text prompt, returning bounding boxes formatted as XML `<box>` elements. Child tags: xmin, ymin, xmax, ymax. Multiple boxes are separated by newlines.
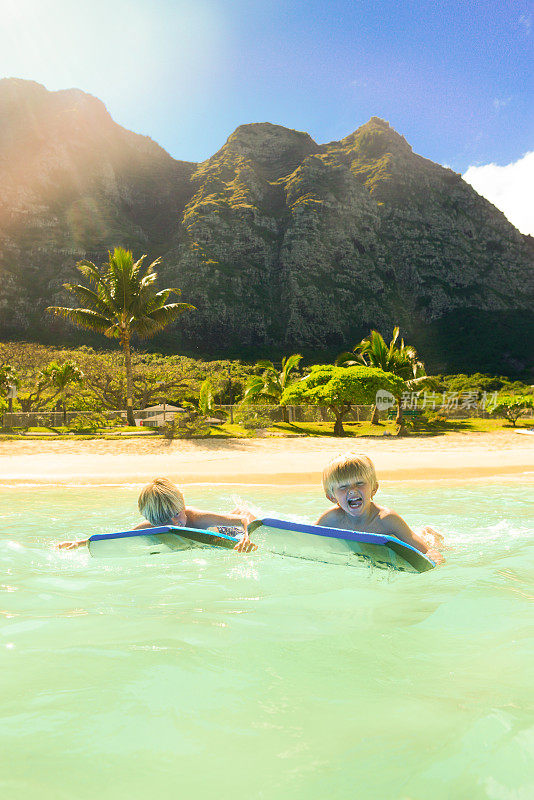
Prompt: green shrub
<box><xmin>234</xmin><ymin>410</ymin><xmax>273</xmax><ymax>429</ymax></box>
<box><xmin>162</xmin><ymin>410</ymin><xmax>210</xmax><ymax>439</ymax></box>
<box><xmin>68</xmin><ymin>412</ymin><xmax>108</xmax><ymax>433</ymax></box>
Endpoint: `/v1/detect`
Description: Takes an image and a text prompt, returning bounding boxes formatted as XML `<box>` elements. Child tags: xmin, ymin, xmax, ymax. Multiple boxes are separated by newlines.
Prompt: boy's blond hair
<box><xmin>138</xmin><ymin>478</ymin><xmax>185</xmax><ymax>526</ymax></box>
<box><xmin>322</xmin><ymin>453</ymin><xmax>378</xmax><ymax>500</ymax></box>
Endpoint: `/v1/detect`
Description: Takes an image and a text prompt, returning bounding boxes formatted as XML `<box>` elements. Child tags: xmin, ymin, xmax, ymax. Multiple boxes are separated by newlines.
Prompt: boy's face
<box><xmin>172</xmin><ymin>509</ymin><xmax>187</xmax><ymax>527</ymax></box>
<box><xmin>329</xmin><ymin>478</ymin><xmax>376</xmax><ymax>517</ymax></box>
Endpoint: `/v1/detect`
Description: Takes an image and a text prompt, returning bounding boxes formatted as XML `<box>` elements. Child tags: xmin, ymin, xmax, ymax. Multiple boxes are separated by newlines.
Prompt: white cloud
<box><xmin>463</xmin><ymin>152</ymin><xmax>534</xmax><ymax>236</ymax></box>
<box><xmin>518</xmin><ymin>14</ymin><xmax>531</xmax><ymax>34</ymax></box>
<box><xmin>492</xmin><ymin>97</ymin><xmax>511</xmax><ymax>111</ymax></box>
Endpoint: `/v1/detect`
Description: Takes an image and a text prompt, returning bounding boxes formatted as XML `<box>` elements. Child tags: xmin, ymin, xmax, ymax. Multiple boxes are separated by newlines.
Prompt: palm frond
<box><xmin>143</xmin><ymin>256</ymin><xmax>162</xmax><ymax>275</ymax></box>
<box><xmin>199</xmin><ymin>379</ymin><xmax>214</xmax><ymax>416</ymax></box>
<box><xmin>131</xmin><ymin>303</ymin><xmax>195</xmax><ymax>338</ymax></box>
<box><xmin>255</xmin><ymin>360</ymin><xmax>275</xmax><ymax>372</ymax></box>
<box><xmin>260</xmin><ymin>378</ymin><xmax>281</xmax><ymax>397</ymax></box>
<box><xmin>242</xmin><ymin>377</ymin><xmax>267</xmax><ymax>402</ymax></box>
<box><xmin>61</xmin><ymin>284</ymin><xmax>112</xmax><ymax>316</ymax></box>
<box><xmin>131</xmin><ymin>253</ymin><xmax>147</xmax><ymax>279</ymax></box>
<box><xmin>242</xmin><ymin>374</ymin><xmax>279</xmax><ymax>403</ymax></box>
<box><xmin>142</xmin><ymin>288</ymin><xmax>180</xmax><ymax>314</ymax></box>
<box><xmin>105</xmin><ymin>248</ymin><xmax>135</xmax><ymax>309</ymax></box>
<box><xmin>76</xmin><ymin>260</ymin><xmax>103</xmax><ymax>288</ymax></box>
<box><xmin>388</xmin><ymin>326</ymin><xmax>400</xmax><ymax>359</ymax></box>
<box><xmin>138</xmin><ymin>272</ymin><xmax>159</xmax><ymax>292</ymax></box>
<box><xmin>336</xmin><ymin>351</ymin><xmax>365</xmax><ymax>367</ymax></box>
<box><xmin>356</xmin><ymin>330</ymin><xmax>389</xmax><ymax>370</ymax></box>
<box><xmin>407</xmin><ymin>375</ymin><xmax>440</xmax><ymax>391</ymax></box>
<box><xmin>281</xmin><ymin>353</ymin><xmax>302</xmax><ymax>374</ymax></box>
<box><xmin>47</xmin><ymin>306</ymin><xmax>118</xmax><ymax>336</ymax></box>
<box><xmin>149</xmin><ymin>287</ymin><xmax>180</xmax><ymax>303</ymax></box>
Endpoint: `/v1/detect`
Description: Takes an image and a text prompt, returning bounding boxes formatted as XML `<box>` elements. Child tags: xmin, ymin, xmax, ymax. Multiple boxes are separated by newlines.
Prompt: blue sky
<box><xmin>1</xmin><ymin>0</ymin><xmax>533</xmax><ymax>230</ymax></box>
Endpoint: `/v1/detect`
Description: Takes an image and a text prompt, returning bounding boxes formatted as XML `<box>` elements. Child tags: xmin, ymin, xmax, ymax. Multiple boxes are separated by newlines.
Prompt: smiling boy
<box><xmin>317</xmin><ymin>453</ymin><xmax>444</xmax><ymax>564</ymax></box>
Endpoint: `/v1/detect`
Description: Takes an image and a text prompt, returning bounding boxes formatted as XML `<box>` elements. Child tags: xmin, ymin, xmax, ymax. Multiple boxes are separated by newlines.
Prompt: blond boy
<box><xmin>317</xmin><ymin>453</ymin><xmax>444</xmax><ymax>563</ymax></box>
<box><xmin>58</xmin><ymin>477</ymin><xmax>256</xmax><ymax>553</ymax></box>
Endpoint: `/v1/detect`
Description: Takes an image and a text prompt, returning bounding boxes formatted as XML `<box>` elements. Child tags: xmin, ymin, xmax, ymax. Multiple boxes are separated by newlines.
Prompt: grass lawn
<box><xmin>208</xmin><ymin>417</ymin><xmax>534</xmax><ymax>438</ymax></box>
<box><xmin>265</xmin><ymin>421</ymin><xmax>399</xmax><ymax>437</ymax></box>
<box><xmin>0</xmin><ymin>426</ymin><xmax>158</xmax><ymax>440</ymax></box>
<box><xmin>0</xmin><ymin>418</ymin><xmax>532</xmax><ymax>440</ymax></box>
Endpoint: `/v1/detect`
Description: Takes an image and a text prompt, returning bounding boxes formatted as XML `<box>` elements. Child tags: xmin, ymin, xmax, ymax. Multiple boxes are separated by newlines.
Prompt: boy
<box><xmin>317</xmin><ymin>453</ymin><xmax>444</xmax><ymax>564</ymax></box>
<box><xmin>57</xmin><ymin>477</ymin><xmax>256</xmax><ymax>553</ymax></box>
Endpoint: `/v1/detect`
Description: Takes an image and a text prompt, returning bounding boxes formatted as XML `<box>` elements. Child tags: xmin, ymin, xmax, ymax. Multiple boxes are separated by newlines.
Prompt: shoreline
<box><xmin>0</xmin><ymin>431</ymin><xmax>533</xmax><ymax>486</ymax></box>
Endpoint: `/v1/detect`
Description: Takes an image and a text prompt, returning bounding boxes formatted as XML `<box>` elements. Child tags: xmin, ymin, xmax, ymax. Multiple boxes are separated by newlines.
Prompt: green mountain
<box><xmin>1</xmin><ymin>79</ymin><xmax>532</xmax><ymax>374</ymax></box>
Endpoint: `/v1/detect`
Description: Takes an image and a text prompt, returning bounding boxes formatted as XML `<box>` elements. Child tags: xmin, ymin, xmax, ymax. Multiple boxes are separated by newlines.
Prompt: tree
<box><xmin>242</xmin><ymin>354</ymin><xmax>302</xmax><ymax>423</ymax></box>
<box><xmin>17</xmin><ymin>378</ymin><xmax>49</xmax><ymax>413</ymax></box>
<box><xmin>493</xmin><ymin>396</ymin><xmax>534</xmax><ymax>427</ymax></box>
<box><xmin>0</xmin><ymin>345</ymin><xmax>54</xmax><ymax>412</ymax></box>
<box><xmin>0</xmin><ymin>365</ymin><xmax>19</xmax><ymax>413</ymax></box>
<box><xmin>74</xmin><ymin>350</ymin><xmax>195</xmax><ymax>411</ymax></box>
<box><xmin>281</xmin><ymin>365</ymin><xmax>406</xmax><ymax>435</ymax></box>
<box><xmin>40</xmin><ymin>361</ymin><xmax>85</xmax><ymax>424</ymax></box>
<box><xmin>337</xmin><ymin>327</ymin><xmax>434</xmax><ymax>425</ymax></box>
<box><xmin>47</xmin><ymin>247</ymin><xmax>194</xmax><ymax>425</ymax></box>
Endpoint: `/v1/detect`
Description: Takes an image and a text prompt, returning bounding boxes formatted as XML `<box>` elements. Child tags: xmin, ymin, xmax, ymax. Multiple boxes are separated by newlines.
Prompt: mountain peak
<box><xmin>0</xmin><ymin>77</ymin><xmax>112</xmax><ymax>131</ymax></box>
<box><xmin>217</xmin><ymin>122</ymin><xmax>321</xmax><ymax>179</ymax></box>
<box><xmin>227</xmin><ymin>121</ymin><xmax>316</xmax><ymax>144</ymax></box>
<box><xmin>339</xmin><ymin>117</ymin><xmax>413</xmax><ymax>158</ymax></box>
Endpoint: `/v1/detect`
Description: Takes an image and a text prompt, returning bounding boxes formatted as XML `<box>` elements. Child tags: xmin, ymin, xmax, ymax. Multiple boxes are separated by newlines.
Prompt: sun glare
<box><xmin>0</xmin><ymin>0</ymin><xmax>225</xmax><ymax>105</ymax></box>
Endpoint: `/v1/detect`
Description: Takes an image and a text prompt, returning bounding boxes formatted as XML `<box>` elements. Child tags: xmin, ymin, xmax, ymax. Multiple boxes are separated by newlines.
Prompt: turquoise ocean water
<box><xmin>1</xmin><ymin>481</ymin><xmax>532</xmax><ymax>800</ymax></box>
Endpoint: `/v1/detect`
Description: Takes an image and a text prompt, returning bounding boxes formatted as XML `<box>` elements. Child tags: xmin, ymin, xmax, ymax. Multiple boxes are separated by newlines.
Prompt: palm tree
<box><xmin>337</xmin><ymin>327</ymin><xmax>433</xmax><ymax>425</ymax></box>
<box><xmin>242</xmin><ymin>354</ymin><xmax>302</xmax><ymax>423</ymax></box>
<box><xmin>47</xmin><ymin>247</ymin><xmax>194</xmax><ymax>425</ymax></box>
<box><xmin>41</xmin><ymin>361</ymin><xmax>84</xmax><ymax>424</ymax></box>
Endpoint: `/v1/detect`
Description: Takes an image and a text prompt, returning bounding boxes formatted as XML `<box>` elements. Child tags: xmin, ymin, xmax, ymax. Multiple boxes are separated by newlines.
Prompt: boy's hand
<box><xmin>426</xmin><ymin>547</ymin><xmax>445</xmax><ymax>565</ymax></box>
<box><xmin>230</xmin><ymin>505</ymin><xmax>257</xmax><ymax>526</ymax></box>
<box><xmin>421</xmin><ymin>526</ymin><xmax>445</xmax><ymax>547</ymax></box>
<box><xmin>233</xmin><ymin>529</ymin><xmax>257</xmax><ymax>553</ymax></box>
<box><xmin>56</xmin><ymin>539</ymin><xmax>88</xmax><ymax>550</ymax></box>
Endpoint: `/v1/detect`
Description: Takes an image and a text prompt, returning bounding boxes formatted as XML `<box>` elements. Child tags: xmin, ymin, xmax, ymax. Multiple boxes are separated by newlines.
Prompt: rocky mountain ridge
<box><xmin>0</xmin><ymin>79</ymin><xmax>532</xmax><ymax>374</ymax></box>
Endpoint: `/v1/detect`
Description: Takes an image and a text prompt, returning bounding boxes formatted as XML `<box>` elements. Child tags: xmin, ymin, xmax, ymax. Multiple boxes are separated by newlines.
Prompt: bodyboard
<box><xmin>247</xmin><ymin>518</ymin><xmax>435</xmax><ymax>573</ymax></box>
<box><xmin>88</xmin><ymin>525</ymin><xmax>241</xmax><ymax>558</ymax></box>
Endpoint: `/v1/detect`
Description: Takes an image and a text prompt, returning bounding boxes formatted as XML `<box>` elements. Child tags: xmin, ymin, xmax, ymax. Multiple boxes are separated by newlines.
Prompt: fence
<box><xmin>219</xmin><ymin>405</ymin><xmax>378</xmax><ymax>423</ymax></box>
<box><xmin>2</xmin><ymin>404</ymin><xmax>532</xmax><ymax>429</ymax></box>
<box><xmin>1</xmin><ymin>406</ymin><xmax>372</xmax><ymax>428</ymax></box>
<box><xmin>1</xmin><ymin>410</ymin><xmax>126</xmax><ymax>428</ymax></box>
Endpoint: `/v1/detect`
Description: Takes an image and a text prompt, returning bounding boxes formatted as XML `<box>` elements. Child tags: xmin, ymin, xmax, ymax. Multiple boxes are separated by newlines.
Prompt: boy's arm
<box><xmin>185</xmin><ymin>507</ymin><xmax>257</xmax><ymax>552</ymax></box>
<box><xmin>186</xmin><ymin>507</ymin><xmax>254</xmax><ymax>529</ymax></box>
<box><xmin>56</xmin><ymin>538</ymin><xmax>88</xmax><ymax>550</ymax></box>
<box><xmin>384</xmin><ymin>512</ymin><xmax>444</xmax><ymax>564</ymax></box>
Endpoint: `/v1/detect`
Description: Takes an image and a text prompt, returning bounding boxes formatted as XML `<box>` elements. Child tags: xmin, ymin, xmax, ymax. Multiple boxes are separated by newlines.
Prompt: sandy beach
<box><xmin>1</xmin><ymin>431</ymin><xmax>532</xmax><ymax>485</ymax></box>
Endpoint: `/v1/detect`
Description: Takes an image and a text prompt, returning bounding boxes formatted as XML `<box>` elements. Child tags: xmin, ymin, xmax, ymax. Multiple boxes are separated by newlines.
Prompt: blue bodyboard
<box><xmin>88</xmin><ymin>525</ymin><xmax>241</xmax><ymax>558</ymax></box>
<box><xmin>247</xmin><ymin>518</ymin><xmax>435</xmax><ymax>573</ymax></box>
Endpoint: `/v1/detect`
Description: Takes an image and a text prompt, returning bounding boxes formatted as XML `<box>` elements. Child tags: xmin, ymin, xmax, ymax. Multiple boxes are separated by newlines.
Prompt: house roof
<box><xmin>142</xmin><ymin>404</ymin><xmax>184</xmax><ymax>412</ymax></box>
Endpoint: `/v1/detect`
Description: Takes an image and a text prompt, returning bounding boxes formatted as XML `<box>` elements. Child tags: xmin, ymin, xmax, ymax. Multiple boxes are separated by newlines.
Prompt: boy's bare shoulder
<box><xmin>374</xmin><ymin>505</ymin><xmax>413</xmax><ymax>536</ymax></box>
<box><xmin>374</xmin><ymin>504</ymin><xmax>397</xmax><ymax>522</ymax></box>
<box><xmin>316</xmin><ymin>507</ymin><xmax>346</xmax><ymax>527</ymax></box>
